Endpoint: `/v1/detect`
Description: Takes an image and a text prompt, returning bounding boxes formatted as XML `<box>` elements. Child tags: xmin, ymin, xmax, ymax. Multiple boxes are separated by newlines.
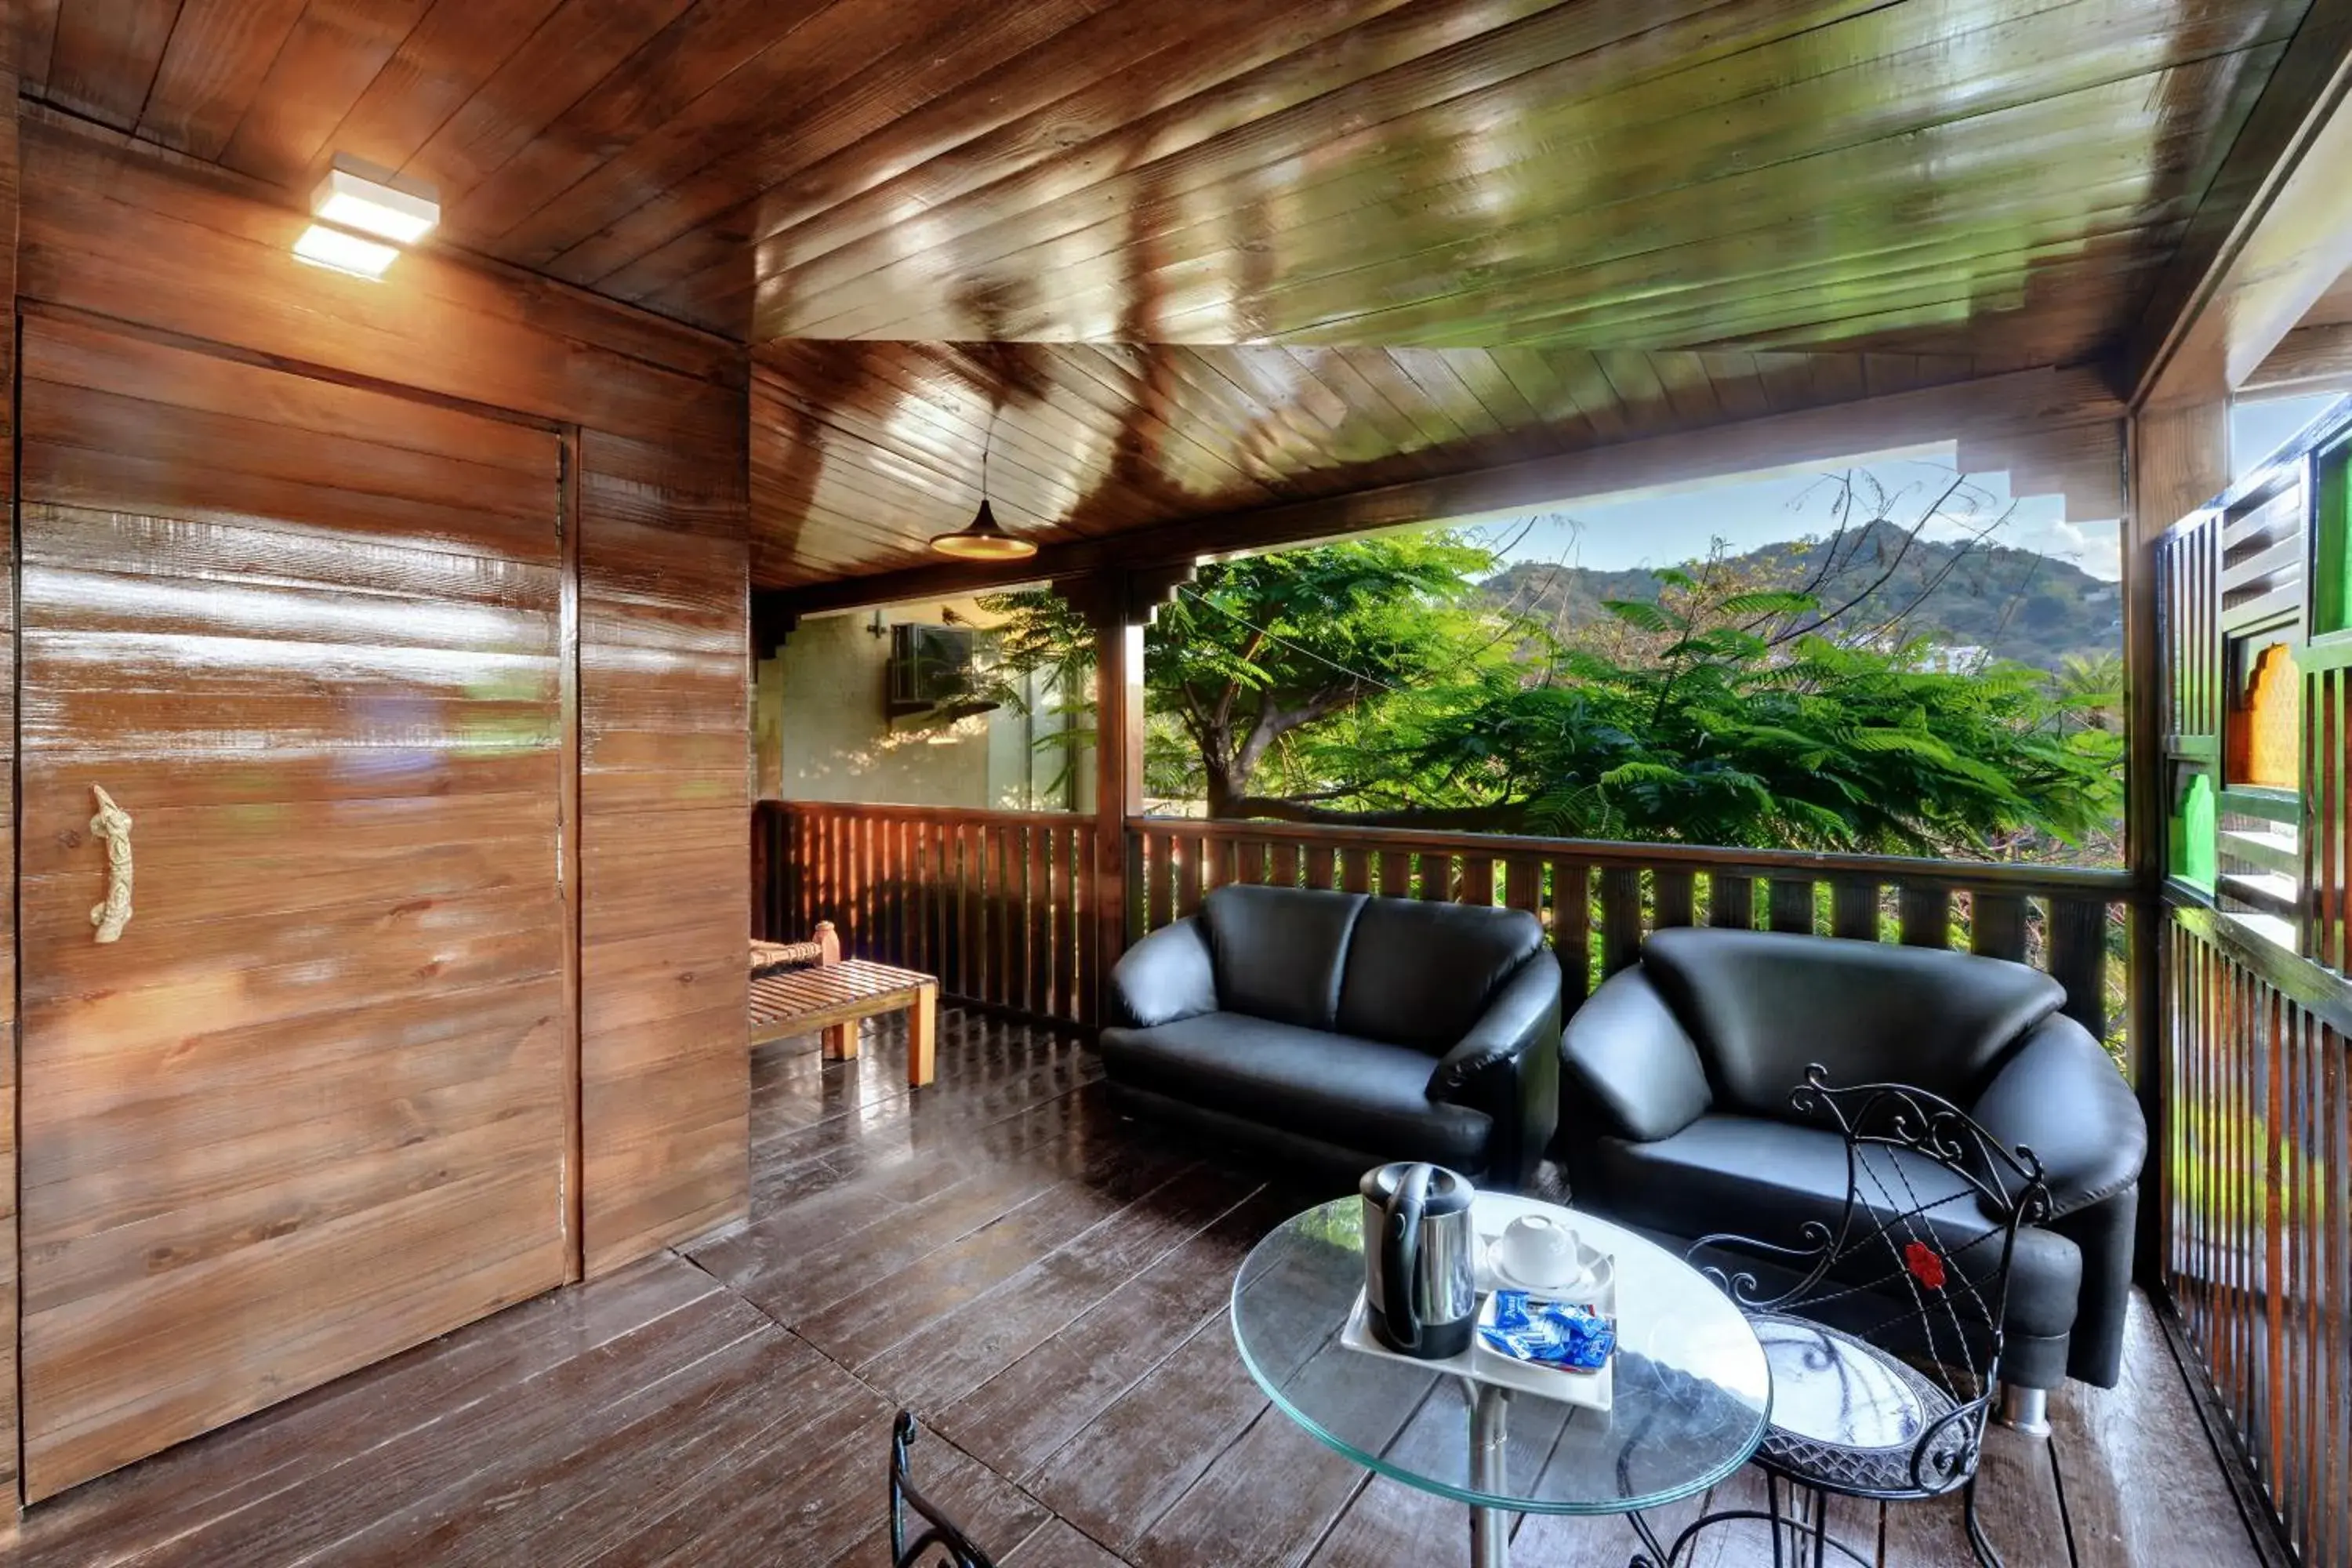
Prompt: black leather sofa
<box><xmin>1098</xmin><ymin>884</ymin><xmax>1560</xmax><ymax>1189</ymax></box>
<box><xmin>1557</xmin><ymin>926</ymin><xmax>2147</xmax><ymax>1401</ymax></box>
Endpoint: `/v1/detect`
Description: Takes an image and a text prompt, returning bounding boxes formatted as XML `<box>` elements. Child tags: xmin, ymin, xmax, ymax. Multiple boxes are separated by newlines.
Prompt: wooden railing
<box><xmin>757</xmin><ymin>800</ymin><xmax>2133</xmax><ymax>1040</ymax></box>
<box><xmin>757</xmin><ymin>801</ymin><xmax>1105</xmax><ymax>1025</ymax></box>
<box><xmin>2165</xmin><ymin>901</ymin><xmax>2351</xmax><ymax>1568</ymax></box>
<box><xmin>1130</xmin><ymin>817</ymin><xmax>2132</xmax><ymax>1042</ymax></box>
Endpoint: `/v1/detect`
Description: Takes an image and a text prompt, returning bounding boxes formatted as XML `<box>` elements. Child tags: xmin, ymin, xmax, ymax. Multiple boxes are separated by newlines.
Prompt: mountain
<box><xmin>1481</xmin><ymin>521</ymin><xmax>2122</xmax><ymax>673</ymax></box>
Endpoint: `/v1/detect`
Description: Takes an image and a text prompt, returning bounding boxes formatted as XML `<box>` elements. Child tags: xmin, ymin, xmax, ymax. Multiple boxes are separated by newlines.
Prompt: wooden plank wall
<box><xmin>13</xmin><ymin>320</ymin><xmax>575</xmax><ymax>1502</ymax></box>
<box><xmin>577</xmin><ymin>427</ymin><xmax>752</xmax><ymax>1274</ymax></box>
<box><xmin>7</xmin><ymin>109</ymin><xmax>751</xmax><ymax>1486</ymax></box>
<box><xmin>1</xmin><ymin>21</ymin><xmax>22</xmax><ymax>1509</ymax></box>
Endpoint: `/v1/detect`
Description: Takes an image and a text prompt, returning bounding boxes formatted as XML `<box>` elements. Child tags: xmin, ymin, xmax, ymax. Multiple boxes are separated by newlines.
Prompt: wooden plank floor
<box><xmin>0</xmin><ymin>1009</ymin><xmax>2278</xmax><ymax>1567</ymax></box>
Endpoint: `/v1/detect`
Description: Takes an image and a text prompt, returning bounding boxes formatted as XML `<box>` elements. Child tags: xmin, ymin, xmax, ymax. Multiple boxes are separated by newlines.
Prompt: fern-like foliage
<box><xmin>975</xmin><ymin>535</ymin><xmax>2122</xmax><ymax>859</ymax></box>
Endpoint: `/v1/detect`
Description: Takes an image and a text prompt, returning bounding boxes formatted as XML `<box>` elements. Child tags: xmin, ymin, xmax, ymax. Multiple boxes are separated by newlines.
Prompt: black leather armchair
<box><xmin>1098</xmin><ymin>884</ymin><xmax>1560</xmax><ymax>1189</ymax></box>
<box><xmin>1557</xmin><ymin>926</ymin><xmax>2147</xmax><ymax>1399</ymax></box>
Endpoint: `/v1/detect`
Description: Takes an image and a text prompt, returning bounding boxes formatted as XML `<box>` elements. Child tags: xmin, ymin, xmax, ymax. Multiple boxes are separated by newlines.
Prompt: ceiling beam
<box><xmin>2244</xmin><ymin>318</ymin><xmax>2352</xmax><ymax>398</ymax></box>
<box><xmin>2125</xmin><ymin>3</ymin><xmax>2352</xmax><ymax>409</ymax></box>
<box><xmin>764</xmin><ymin>365</ymin><xmax>2123</xmax><ymax>615</ymax></box>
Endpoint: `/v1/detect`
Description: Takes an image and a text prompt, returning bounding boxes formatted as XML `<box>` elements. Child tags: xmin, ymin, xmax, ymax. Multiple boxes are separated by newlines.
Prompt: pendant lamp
<box><xmin>929</xmin><ymin>402</ymin><xmax>1036</xmax><ymax>561</ymax></box>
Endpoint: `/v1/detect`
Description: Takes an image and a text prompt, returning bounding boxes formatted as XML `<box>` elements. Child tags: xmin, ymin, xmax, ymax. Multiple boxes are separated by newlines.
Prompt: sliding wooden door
<box><xmin>13</xmin><ymin>317</ymin><xmax>572</xmax><ymax>1500</ymax></box>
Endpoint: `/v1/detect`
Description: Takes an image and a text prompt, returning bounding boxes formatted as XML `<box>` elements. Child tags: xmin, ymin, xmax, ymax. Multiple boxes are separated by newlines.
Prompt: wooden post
<box><xmin>0</xmin><ymin>19</ymin><xmax>22</xmax><ymax>1507</ymax></box>
<box><xmin>1057</xmin><ymin>564</ymin><xmax>1195</xmax><ymax>1023</ymax></box>
<box><xmin>1095</xmin><ymin>612</ymin><xmax>1143</xmax><ymax>1015</ymax></box>
<box><xmin>2127</xmin><ymin>397</ymin><xmax>2229</xmax><ymax>1290</ymax></box>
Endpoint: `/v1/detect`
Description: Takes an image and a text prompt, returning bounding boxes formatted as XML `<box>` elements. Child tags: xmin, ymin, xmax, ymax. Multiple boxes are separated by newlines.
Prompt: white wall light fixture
<box><xmin>293</xmin><ymin>154</ymin><xmax>440</xmax><ymax>280</ymax></box>
<box><xmin>292</xmin><ymin>223</ymin><xmax>400</xmax><ymax>279</ymax></box>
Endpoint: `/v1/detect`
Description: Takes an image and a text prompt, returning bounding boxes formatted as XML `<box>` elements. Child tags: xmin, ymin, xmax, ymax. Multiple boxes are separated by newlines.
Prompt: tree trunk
<box><xmin>1203</xmin><ymin>752</ymin><xmax>1248</xmax><ymax>818</ymax></box>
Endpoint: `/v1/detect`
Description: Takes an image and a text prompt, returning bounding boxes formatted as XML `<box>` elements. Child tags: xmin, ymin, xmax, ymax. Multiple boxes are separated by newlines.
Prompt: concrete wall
<box><xmin>759</xmin><ymin>601</ymin><xmax>1090</xmax><ymax>811</ymax></box>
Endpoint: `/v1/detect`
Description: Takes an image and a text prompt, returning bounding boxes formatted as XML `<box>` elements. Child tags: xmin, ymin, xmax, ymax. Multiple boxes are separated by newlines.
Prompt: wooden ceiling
<box><xmin>751</xmin><ymin>341</ymin><xmax>2011</xmax><ymax>587</ymax></box>
<box><xmin>12</xmin><ymin>0</ymin><xmax>2325</xmax><ymax>590</ymax></box>
<box><xmin>15</xmin><ymin>0</ymin><xmax>2305</xmax><ymax>356</ymax></box>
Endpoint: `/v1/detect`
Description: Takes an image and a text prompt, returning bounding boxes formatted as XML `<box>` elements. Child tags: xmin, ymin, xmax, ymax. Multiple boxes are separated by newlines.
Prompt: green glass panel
<box><xmin>2170</xmin><ymin>771</ymin><xmax>2217</xmax><ymax>890</ymax></box>
<box><xmin>2314</xmin><ymin>437</ymin><xmax>2352</xmax><ymax>635</ymax></box>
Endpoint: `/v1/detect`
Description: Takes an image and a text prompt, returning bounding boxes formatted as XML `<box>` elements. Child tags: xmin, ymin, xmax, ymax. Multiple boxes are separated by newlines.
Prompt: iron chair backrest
<box><xmin>1687</xmin><ymin>1065</ymin><xmax>2051</xmax><ymax>1497</ymax></box>
<box><xmin>890</xmin><ymin>1410</ymin><xmax>999</xmax><ymax>1568</ymax></box>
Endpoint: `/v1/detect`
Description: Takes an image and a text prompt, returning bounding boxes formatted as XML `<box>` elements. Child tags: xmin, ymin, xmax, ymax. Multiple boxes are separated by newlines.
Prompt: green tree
<box><xmin>981</xmin><ymin>539</ymin><xmax>2121</xmax><ymax>858</ymax></box>
<box><xmin>2050</xmin><ymin>652</ymin><xmax>2125</xmax><ymax>732</ymax></box>
<box><xmin>983</xmin><ymin>531</ymin><xmax>1522</xmax><ymax>818</ymax></box>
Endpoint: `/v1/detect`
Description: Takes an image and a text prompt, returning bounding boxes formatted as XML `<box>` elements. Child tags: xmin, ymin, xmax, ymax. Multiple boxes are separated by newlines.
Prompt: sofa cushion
<box><xmin>1559</xmin><ymin>967</ymin><xmax>1715</xmax><ymax>1142</ymax></box>
<box><xmin>1109</xmin><ymin>918</ymin><xmax>1218</xmax><ymax>1029</ymax></box>
<box><xmin>1971</xmin><ymin>1015</ymin><xmax>2148</xmax><ymax>1218</ymax></box>
<box><xmin>1637</xmin><ymin>927</ymin><xmax>2065</xmax><ymax>1117</ymax></box>
<box><xmin>1097</xmin><ymin>1011</ymin><xmax>1492</xmax><ymax>1168</ymax></box>
<box><xmin>1336</xmin><ymin>898</ymin><xmax>1544</xmax><ymax>1051</ymax></box>
<box><xmin>1199</xmin><ymin>884</ymin><xmax>1367</xmax><ymax>1030</ymax></box>
<box><xmin>1581</xmin><ymin>1113</ymin><xmax>2081</xmax><ymax>1343</ymax></box>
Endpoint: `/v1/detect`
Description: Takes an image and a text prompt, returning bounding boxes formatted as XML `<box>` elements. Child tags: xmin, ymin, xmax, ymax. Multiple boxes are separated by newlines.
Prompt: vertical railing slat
<box><xmin>1651</xmin><ymin>868</ymin><xmax>1693</xmax><ymax>929</ymax></box>
<box><xmin>1767</xmin><ymin>877</ymin><xmax>1813</xmax><ymax>935</ymax></box>
<box><xmin>1503</xmin><ymin>857</ymin><xmax>1541</xmax><ymax>921</ymax></box>
<box><xmin>1076</xmin><ymin>822</ymin><xmax>1098</xmax><ymax>1027</ymax></box>
<box><xmin>1549</xmin><ymin>860</ymin><xmax>1592</xmax><ymax>1007</ymax></box>
<box><xmin>1419</xmin><ymin>852</ymin><xmax>1454</xmax><ymax>902</ymax></box>
<box><xmin>1899</xmin><ymin>884</ymin><xmax>1951</xmax><ymax>949</ymax></box>
<box><xmin>1048</xmin><ymin>825</ymin><xmax>1073</xmax><ymax>1021</ymax></box>
<box><xmin>1599</xmin><ymin>867</ymin><xmax>1642</xmax><ymax>978</ymax></box>
<box><xmin>1970</xmin><ymin>891</ymin><xmax>2028</xmax><ymax>963</ymax></box>
<box><xmin>1029</xmin><ymin>824</ymin><xmax>1053</xmax><ymax>1018</ymax></box>
<box><xmin>1830</xmin><ymin>878</ymin><xmax>1878</xmax><ymax>942</ymax></box>
<box><xmin>2048</xmin><ymin>895</ymin><xmax>2109</xmax><ymax>1040</ymax></box>
<box><xmin>1146</xmin><ymin>827</ymin><xmax>1174</xmax><ymax>933</ymax></box>
<box><xmin>1710</xmin><ymin>873</ymin><xmax>1753</xmax><ymax>930</ymax></box>
<box><xmin>1177</xmin><ymin>831</ymin><xmax>1205</xmax><ymax>918</ymax></box>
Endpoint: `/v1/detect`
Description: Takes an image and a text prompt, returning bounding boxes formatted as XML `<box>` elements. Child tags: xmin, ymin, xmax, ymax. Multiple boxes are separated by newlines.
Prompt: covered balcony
<box><xmin>0</xmin><ymin>1</ymin><xmax>2346</xmax><ymax>1566</ymax></box>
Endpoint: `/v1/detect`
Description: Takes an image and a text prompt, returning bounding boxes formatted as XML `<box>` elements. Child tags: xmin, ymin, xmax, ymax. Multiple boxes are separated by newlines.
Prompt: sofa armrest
<box><xmin>1428</xmin><ymin>956</ymin><xmax>1561</xmax><ymax>1097</ymax></box>
<box><xmin>1970</xmin><ymin>1014</ymin><xmax>2147</xmax><ymax>1219</ymax></box>
<box><xmin>1106</xmin><ymin>917</ymin><xmax>1218</xmax><ymax>1029</ymax></box>
<box><xmin>1560</xmin><ymin>966</ymin><xmax>1713</xmax><ymax>1143</ymax></box>
<box><xmin>1428</xmin><ymin>956</ymin><xmax>1560</xmax><ymax>1189</ymax></box>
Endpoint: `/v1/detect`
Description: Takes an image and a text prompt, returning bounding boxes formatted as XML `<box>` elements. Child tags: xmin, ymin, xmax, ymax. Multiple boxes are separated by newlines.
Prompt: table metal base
<box><xmin>1465</xmin><ymin>1379</ymin><xmax>1510</xmax><ymax>1568</ymax></box>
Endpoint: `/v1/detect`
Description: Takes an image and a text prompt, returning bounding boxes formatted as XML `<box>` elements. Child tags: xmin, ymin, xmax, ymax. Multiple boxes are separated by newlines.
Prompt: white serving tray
<box><xmin>1336</xmin><ymin>1235</ymin><xmax>1616</xmax><ymax>1413</ymax></box>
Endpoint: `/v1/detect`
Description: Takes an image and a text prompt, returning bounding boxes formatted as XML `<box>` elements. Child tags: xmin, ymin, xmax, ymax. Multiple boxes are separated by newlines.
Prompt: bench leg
<box><xmin>909</xmin><ymin>983</ymin><xmax>938</xmax><ymax>1087</ymax></box>
<box><xmin>822</xmin><ymin>1020</ymin><xmax>858</xmax><ymax>1062</ymax></box>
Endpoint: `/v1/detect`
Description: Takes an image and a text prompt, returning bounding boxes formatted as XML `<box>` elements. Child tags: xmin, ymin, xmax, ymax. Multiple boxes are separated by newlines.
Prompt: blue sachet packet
<box><xmin>1479</xmin><ymin>1290</ymin><xmax>1616</xmax><ymax>1371</ymax></box>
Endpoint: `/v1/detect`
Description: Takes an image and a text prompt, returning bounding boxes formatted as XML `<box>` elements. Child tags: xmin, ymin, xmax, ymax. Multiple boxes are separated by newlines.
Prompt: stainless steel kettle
<box><xmin>1360</xmin><ymin>1162</ymin><xmax>1476</xmax><ymax>1359</ymax></box>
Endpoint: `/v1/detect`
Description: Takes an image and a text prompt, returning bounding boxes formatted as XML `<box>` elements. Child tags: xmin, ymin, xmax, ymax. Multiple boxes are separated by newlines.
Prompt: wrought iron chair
<box><xmin>889</xmin><ymin>1410</ymin><xmax>1000</xmax><ymax>1568</ymax></box>
<box><xmin>1633</xmin><ymin>1066</ymin><xmax>2050</xmax><ymax>1568</ymax></box>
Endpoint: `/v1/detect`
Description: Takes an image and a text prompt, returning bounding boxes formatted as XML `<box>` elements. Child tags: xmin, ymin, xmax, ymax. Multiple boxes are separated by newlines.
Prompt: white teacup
<box><xmin>1494</xmin><ymin>1214</ymin><xmax>1588</xmax><ymax>1294</ymax></box>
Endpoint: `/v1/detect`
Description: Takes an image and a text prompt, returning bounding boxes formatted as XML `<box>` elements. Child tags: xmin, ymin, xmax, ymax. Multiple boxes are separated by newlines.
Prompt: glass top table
<box><xmin>1231</xmin><ymin>1192</ymin><xmax>1771</xmax><ymax>1566</ymax></box>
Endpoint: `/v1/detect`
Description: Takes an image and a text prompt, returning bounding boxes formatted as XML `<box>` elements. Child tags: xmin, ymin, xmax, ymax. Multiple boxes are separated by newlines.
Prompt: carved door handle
<box><xmin>89</xmin><ymin>786</ymin><xmax>134</xmax><ymax>943</ymax></box>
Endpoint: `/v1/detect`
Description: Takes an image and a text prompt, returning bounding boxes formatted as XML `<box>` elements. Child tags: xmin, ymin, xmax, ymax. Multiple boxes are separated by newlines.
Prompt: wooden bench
<box><xmin>748</xmin><ymin>933</ymin><xmax>940</xmax><ymax>1087</ymax></box>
